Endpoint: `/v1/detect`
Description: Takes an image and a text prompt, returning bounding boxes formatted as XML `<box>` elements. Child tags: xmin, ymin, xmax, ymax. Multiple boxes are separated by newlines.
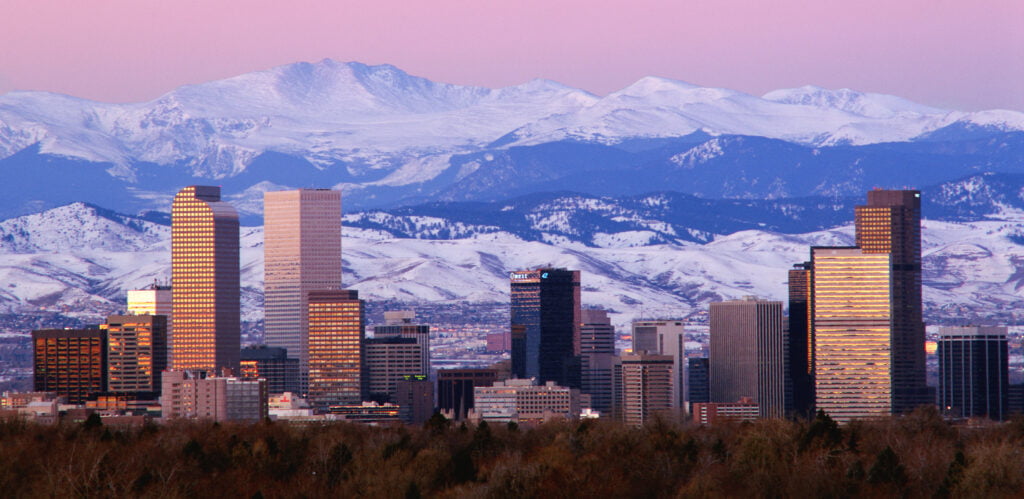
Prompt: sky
<box><xmin>0</xmin><ymin>0</ymin><xmax>1021</xmax><ymax>111</ymax></box>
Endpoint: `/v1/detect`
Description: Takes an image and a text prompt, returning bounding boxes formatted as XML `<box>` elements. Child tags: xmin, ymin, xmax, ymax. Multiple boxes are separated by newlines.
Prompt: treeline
<box><xmin>1</xmin><ymin>408</ymin><xmax>1022</xmax><ymax>497</ymax></box>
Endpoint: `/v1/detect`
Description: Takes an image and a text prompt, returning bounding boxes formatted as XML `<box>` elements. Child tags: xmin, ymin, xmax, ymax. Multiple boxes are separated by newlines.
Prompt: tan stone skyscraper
<box><xmin>263</xmin><ymin>189</ymin><xmax>342</xmax><ymax>385</ymax></box>
<box><xmin>171</xmin><ymin>186</ymin><xmax>240</xmax><ymax>373</ymax></box>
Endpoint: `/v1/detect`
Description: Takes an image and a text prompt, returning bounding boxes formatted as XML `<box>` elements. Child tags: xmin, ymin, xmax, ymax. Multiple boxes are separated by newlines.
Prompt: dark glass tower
<box><xmin>509</xmin><ymin>268</ymin><xmax>581</xmax><ymax>387</ymax></box>
<box><xmin>787</xmin><ymin>262</ymin><xmax>814</xmax><ymax>417</ymax></box>
<box><xmin>938</xmin><ymin>326</ymin><xmax>1008</xmax><ymax>421</ymax></box>
<box><xmin>854</xmin><ymin>189</ymin><xmax>929</xmax><ymax>413</ymax></box>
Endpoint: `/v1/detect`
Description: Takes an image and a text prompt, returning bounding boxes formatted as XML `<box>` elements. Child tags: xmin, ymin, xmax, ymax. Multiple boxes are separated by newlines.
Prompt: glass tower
<box><xmin>509</xmin><ymin>268</ymin><xmax>581</xmax><ymax>388</ymax></box>
<box><xmin>306</xmin><ymin>289</ymin><xmax>364</xmax><ymax>409</ymax></box>
<box><xmin>938</xmin><ymin>326</ymin><xmax>1008</xmax><ymax>421</ymax></box>
<box><xmin>263</xmin><ymin>189</ymin><xmax>342</xmax><ymax>387</ymax></box>
<box><xmin>171</xmin><ymin>186</ymin><xmax>240</xmax><ymax>373</ymax></box>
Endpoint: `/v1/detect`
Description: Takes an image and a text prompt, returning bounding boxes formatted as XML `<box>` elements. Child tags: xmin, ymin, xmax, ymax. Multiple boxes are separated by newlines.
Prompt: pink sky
<box><xmin>1</xmin><ymin>0</ymin><xmax>1021</xmax><ymax>110</ymax></box>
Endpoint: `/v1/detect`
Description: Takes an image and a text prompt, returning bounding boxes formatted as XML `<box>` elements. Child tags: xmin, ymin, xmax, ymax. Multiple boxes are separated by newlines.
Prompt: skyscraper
<box><xmin>812</xmin><ymin>247</ymin><xmax>893</xmax><ymax>422</ymax></box>
<box><xmin>688</xmin><ymin>357</ymin><xmax>710</xmax><ymax>405</ymax></box>
<box><xmin>363</xmin><ymin>336</ymin><xmax>424</xmax><ymax>403</ymax></box>
<box><xmin>787</xmin><ymin>262</ymin><xmax>814</xmax><ymax>417</ymax></box>
<box><xmin>33</xmin><ymin>328</ymin><xmax>107</xmax><ymax>405</ymax></box>
<box><xmin>373</xmin><ymin>310</ymin><xmax>430</xmax><ymax>377</ymax></box>
<box><xmin>938</xmin><ymin>326</ymin><xmax>1008</xmax><ymax>421</ymax></box>
<box><xmin>617</xmin><ymin>354</ymin><xmax>673</xmax><ymax>426</ymax></box>
<box><xmin>854</xmin><ymin>189</ymin><xmax>928</xmax><ymax>413</ymax></box>
<box><xmin>437</xmin><ymin>368</ymin><xmax>498</xmax><ymax>421</ymax></box>
<box><xmin>510</xmin><ymin>268</ymin><xmax>581</xmax><ymax>388</ymax></box>
<box><xmin>306</xmin><ymin>289</ymin><xmax>364</xmax><ymax>409</ymax></box>
<box><xmin>263</xmin><ymin>189</ymin><xmax>342</xmax><ymax>387</ymax></box>
<box><xmin>103</xmin><ymin>314</ymin><xmax>168</xmax><ymax>395</ymax></box>
<box><xmin>579</xmin><ymin>309</ymin><xmax>616</xmax><ymax>416</ymax></box>
<box><xmin>632</xmin><ymin>320</ymin><xmax>687</xmax><ymax>412</ymax></box>
<box><xmin>171</xmin><ymin>185</ymin><xmax>240</xmax><ymax>373</ymax></box>
<box><xmin>709</xmin><ymin>298</ymin><xmax>788</xmax><ymax>418</ymax></box>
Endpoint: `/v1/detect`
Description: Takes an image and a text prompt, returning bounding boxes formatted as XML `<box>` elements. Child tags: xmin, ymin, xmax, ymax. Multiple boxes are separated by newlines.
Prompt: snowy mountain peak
<box><xmin>762</xmin><ymin>85</ymin><xmax>946</xmax><ymax>118</ymax></box>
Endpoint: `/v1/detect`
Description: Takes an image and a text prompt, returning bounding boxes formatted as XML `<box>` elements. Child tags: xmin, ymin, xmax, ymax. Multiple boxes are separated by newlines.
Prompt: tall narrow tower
<box><xmin>510</xmin><ymin>268</ymin><xmax>581</xmax><ymax>388</ymax></box>
<box><xmin>709</xmin><ymin>297</ymin><xmax>788</xmax><ymax>418</ymax></box>
<box><xmin>171</xmin><ymin>186</ymin><xmax>240</xmax><ymax>373</ymax></box>
<box><xmin>854</xmin><ymin>189</ymin><xmax>928</xmax><ymax>413</ymax></box>
<box><xmin>263</xmin><ymin>189</ymin><xmax>342</xmax><ymax>383</ymax></box>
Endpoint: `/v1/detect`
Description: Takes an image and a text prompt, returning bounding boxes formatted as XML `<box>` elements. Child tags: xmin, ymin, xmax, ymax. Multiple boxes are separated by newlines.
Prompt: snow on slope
<box><xmin>2</xmin><ymin>60</ymin><xmax>1022</xmax><ymax>185</ymax></box>
<box><xmin>2</xmin><ymin>204</ymin><xmax>1024</xmax><ymax>331</ymax></box>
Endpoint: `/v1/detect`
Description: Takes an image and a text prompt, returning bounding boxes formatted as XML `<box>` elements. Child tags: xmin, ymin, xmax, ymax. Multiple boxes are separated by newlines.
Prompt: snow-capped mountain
<box><xmin>3</xmin><ymin>189</ymin><xmax>1024</xmax><ymax>332</ymax></box>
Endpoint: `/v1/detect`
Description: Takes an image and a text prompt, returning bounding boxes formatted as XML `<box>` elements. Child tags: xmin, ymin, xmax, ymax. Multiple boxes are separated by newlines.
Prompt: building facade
<box><xmin>240</xmin><ymin>346</ymin><xmax>301</xmax><ymax>395</ymax></box>
<box><xmin>617</xmin><ymin>354</ymin><xmax>674</xmax><ymax>426</ymax></box>
<box><xmin>787</xmin><ymin>261</ymin><xmax>815</xmax><ymax>417</ymax></box>
<box><xmin>437</xmin><ymin>368</ymin><xmax>497</xmax><ymax>420</ymax></box>
<box><xmin>473</xmin><ymin>379</ymin><xmax>581</xmax><ymax>424</ymax></box>
<box><xmin>171</xmin><ymin>185</ymin><xmax>240</xmax><ymax>373</ymax></box>
<box><xmin>632</xmin><ymin>320</ymin><xmax>687</xmax><ymax>412</ymax></box>
<box><xmin>373</xmin><ymin>311</ymin><xmax>430</xmax><ymax>377</ymax></box>
<box><xmin>709</xmin><ymin>298</ymin><xmax>788</xmax><ymax>418</ymax></box>
<box><xmin>938</xmin><ymin>326</ymin><xmax>1009</xmax><ymax>421</ymax></box>
<box><xmin>812</xmin><ymin>247</ymin><xmax>893</xmax><ymax>422</ymax></box>
<box><xmin>510</xmin><ymin>268</ymin><xmax>581</xmax><ymax>387</ymax></box>
<box><xmin>32</xmin><ymin>329</ymin><xmax>107</xmax><ymax>405</ymax></box>
<box><xmin>364</xmin><ymin>337</ymin><xmax>425</xmax><ymax>403</ymax></box>
<box><xmin>160</xmin><ymin>370</ymin><xmax>268</xmax><ymax>422</ymax></box>
<box><xmin>263</xmin><ymin>189</ymin><xmax>342</xmax><ymax>388</ymax></box>
<box><xmin>306</xmin><ymin>289</ymin><xmax>365</xmax><ymax>409</ymax></box>
<box><xmin>103</xmin><ymin>314</ymin><xmax>168</xmax><ymax>395</ymax></box>
<box><xmin>688</xmin><ymin>357</ymin><xmax>710</xmax><ymax>405</ymax></box>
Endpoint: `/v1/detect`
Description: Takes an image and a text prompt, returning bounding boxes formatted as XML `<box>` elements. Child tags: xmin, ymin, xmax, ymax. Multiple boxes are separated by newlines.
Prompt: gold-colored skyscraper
<box><xmin>307</xmin><ymin>289</ymin><xmax>364</xmax><ymax>409</ymax></box>
<box><xmin>812</xmin><ymin>247</ymin><xmax>893</xmax><ymax>422</ymax></box>
<box><xmin>263</xmin><ymin>189</ymin><xmax>342</xmax><ymax>387</ymax></box>
<box><xmin>171</xmin><ymin>186</ymin><xmax>240</xmax><ymax>373</ymax></box>
<box><xmin>854</xmin><ymin>189</ymin><xmax>929</xmax><ymax>413</ymax></box>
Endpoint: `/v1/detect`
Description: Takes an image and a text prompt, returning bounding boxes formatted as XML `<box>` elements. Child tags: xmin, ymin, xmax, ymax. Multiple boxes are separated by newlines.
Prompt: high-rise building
<box><xmin>364</xmin><ymin>337</ymin><xmax>424</xmax><ymax>403</ymax></box>
<box><xmin>688</xmin><ymin>357</ymin><xmax>710</xmax><ymax>405</ymax></box>
<box><xmin>103</xmin><ymin>314</ymin><xmax>168</xmax><ymax>395</ymax></box>
<box><xmin>787</xmin><ymin>262</ymin><xmax>814</xmax><ymax>417</ymax></box>
<box><xmin>306</xmin><ymin>289</ymin><xmax>364</xmax><ymax>409</ymax></box>
<box><xmin>938</xmin><ymin>326</ymin><xmax>1008</xmax><ymax>421</ymax></box>
<box><xmin>812</xmin><ymin>247</ymin><xmax>893</xmax><ymax>422</ymax></box>
<box><xmin>127</xmin><ymin>284</ymin><xmax>172</xmax><ymax>316</ymax></box>
<box><xmin>437</xmin><ymin>368</ymin><xmax>497</xmax><ymax>420</ymax></box>
<box><xmin>580</xmin><ymin>309</ymin><xmax>616</xmax><ymax>416</ymax></box>
<box><xmin>240</xmin><ymin>346</ymin><xmax>301</xmax><ymax>395</ymax></box>
<box><xmin>510</xmin><ymin>268</ymin><xmax>581</xmax><ymax>388</ymax></box>
<box><xmin>709</xmin><ymin>298</ymin><xmax>788</xmax><ymax>419</ymax></box>
<box><xmin>373</xmin><ymin>311</ymin><xmax>430</xmax><ymax>377</ymax></box>
<box><xmin>263</xmin><ymin>189</ymin><xmax>342</xmax><ymax>388</ymax></box>
<box><xmin>854</xmin><ymin>189</ymin><xmax>928</xmax><ymax>413</ymax></box>
<box><xmin>171</xmin><ymin>185</ymin><xmax>240</xmax><ymax>373</ymax></box>
<box><xmin>32</xmin><ymin>329</ymin><xmax>107</xmax><ymax>405</ymax></box>
<box><xmin>632</xmin><ymin>320</ymin><xmax>686</xmax><ymax>412</ymax></box>
<box><xmin>617</xmin><ymin>354</ymin><xmax>673</xmax><ymax>426</ymax></box>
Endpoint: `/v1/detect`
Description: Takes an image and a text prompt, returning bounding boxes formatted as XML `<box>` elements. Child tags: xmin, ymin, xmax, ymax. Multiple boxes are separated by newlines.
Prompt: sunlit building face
<box><xmin>306</xmin><ymin>289</ymin><xmax>364</xmax><ymax>409</ymax></box>
<box><xmin>103</xmin><ymin>314</ymin><xmax>168</xmax><ymax>394</ymax></box>
<box><xmin>171</xmin><ymin>186</ymin><xmax>240</xmax><ymax>373</ymax></box>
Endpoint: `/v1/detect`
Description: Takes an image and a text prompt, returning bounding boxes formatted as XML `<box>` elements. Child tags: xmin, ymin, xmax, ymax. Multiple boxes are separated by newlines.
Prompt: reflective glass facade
<box><xmin>171</xmin><ymin>186</ymin><xmax>240</xmax><ymax>372</ymax></box>
<box><xmin>103</xmin><ymin>314</ymin><xmax>168</xmax><ymax>394</ymax></box>
<box><xmin>938</xmin><ymin>326</ymin><xmax>1008</xmax><ymax>421</ymax></box>
<box><xmin>306</xmin><ymin>289</ymin><xmax>364</xmax><ymax>409</ymax></box>
<box><xmin>787</xmin><ymin>262</ymin><xmax>814</xmax><ymax>417</ymax></box>
<box><xmin>263</xmin><ymin>189</ymin><xmax>342</xmax><ymax>387</ymax></box>
<box><xmin>33</xmin><ymin>329</ymin><xmax>107</xmax><ymax>404</ymax></box>
<box><xmin>509</xmin><ymin>268</ymin><xmax>581</xmax><ymax>387</ymax></box>
<box><xmin>812</xmin><ymin>247</ymin><xmax>893</xmax><ymax>422</ymax></box>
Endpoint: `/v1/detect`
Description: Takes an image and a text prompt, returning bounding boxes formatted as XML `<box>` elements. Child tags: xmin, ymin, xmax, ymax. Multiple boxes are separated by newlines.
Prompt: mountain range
<box><xmin>1</xmin><ymin>60</ymin><xmax>1022</xmax><ymax>220</ymax></box>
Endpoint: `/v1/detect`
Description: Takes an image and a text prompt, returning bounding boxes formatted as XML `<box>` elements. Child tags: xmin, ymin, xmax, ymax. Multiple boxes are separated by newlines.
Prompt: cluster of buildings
<box><xmin>1</xmin><ymin>187</ymin><xmax>1014</xmax><ymax>426</ymax></box>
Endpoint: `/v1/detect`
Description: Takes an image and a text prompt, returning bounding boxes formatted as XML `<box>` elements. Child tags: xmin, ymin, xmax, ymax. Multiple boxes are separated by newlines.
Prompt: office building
<box><xmin>32</xmin><ymin>328</ymin><xmax>107</xmax><ymax>405</ymax></box>
<box><xmin>473</xmin><ymin>379</ymin><xmax>581</xmax><ymax>424</ymax></box>
<box><xmin>854</xmin><ymin>189</ymin><xmax>929</xmax><ymax>413</ymax></box>
<box><xmin>240</xmin><ymin>346</ymin><xmax>301</xmax><ymax>395</ymax></box>
<box><xmin>160</xmin><ymin>370</ymin><xmax>268</xmax><ymax>422</ymax></box>
<box><xmin>373</xmin><ymin>310</ymin><xmax>430</xmax><ymax>377</ymax></box>
<box><xmin>688</xmin><ymin>357</ymin><xmax>710</xmax><ymax>404</ymax></box>
<box><xmin>364</xmin><ymin>337</ymin><xmax>424</xmax><ymax>403</ymax></box>
<box><xmin>579</xmin><ymin>309</ymin><xmax>616</xmax><ymax>416</ymax></box>
<box><xmin>787</xmin><ymin>262</ymin><xmax>814</xmax><ymax>417</ymax></box>
<box><xmin>263</xmin><ymin>189</ymin><xmax>342</xmax><ymax>386</ymax></box>
<box><xmin>617</xmin><ymin>354</ymin><xmax>673</xmax><ymax>426</ymax></box>
<box><xmin>171</xmin><ymin>185</ymin><xmax>240</xmax><ymax>373</ymax></box>
<box><xmin>437</xmin><ymin>368</ymin><xmax>497</xmax><ymax>420</ymax></box>
<box><xmin>938</xmin><ymin>326</ymin><xmax>1008</xmax><ymax>421</ymax></box>
<box><xmin>510</xmin><ymin>268</ymin><xmax>581</xmax><ymax>388</ymax></box>
<box><xmin>812</xmin><ymin>247</ymin><xmax>893</xmax><ymax>422</ymax></box>
<box><xmin>693</xmin><ymin>398</ymin><xmax>760</xmax><ymax>425</ymax></box>
<box><xmin>127</xmin><ymin>284</ymin><xmax>171</xmax><ymax>316</ymax></box>
<box><xmin>709</xmin><ymin>298</ymin><xmax>788</xmax><ymax>418</ymax></box>
<box><xmin>395</xmin><ymin>375</ymin><xmax>434</xmax><ymax>424</ymax></box>
<box><xmin>103</xmin><ymin>314</ymin><xmax>168</xmax><ymax>395</ymax></box>
<box><xmin>306</xmin><ymin>289</ymin><xmax>365</xmax><ymax>409</ymax></box>
<box><xmin>632</xmin><ymin>320</ymin><xmax>686</xmax><ymax>412</ymax></box>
